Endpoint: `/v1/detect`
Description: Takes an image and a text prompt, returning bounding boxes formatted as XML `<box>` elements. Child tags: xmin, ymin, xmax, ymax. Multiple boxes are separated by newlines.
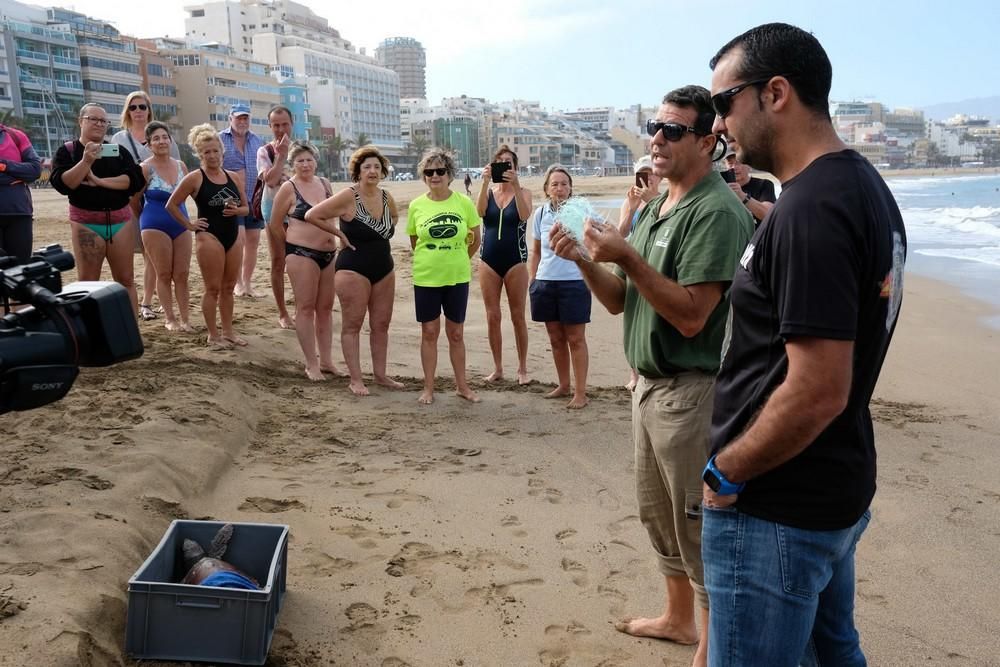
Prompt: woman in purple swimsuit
<box><xmin>131</xmin><ymin>121</ymin><xmax>192</xmax><ymax>332</ymax></box>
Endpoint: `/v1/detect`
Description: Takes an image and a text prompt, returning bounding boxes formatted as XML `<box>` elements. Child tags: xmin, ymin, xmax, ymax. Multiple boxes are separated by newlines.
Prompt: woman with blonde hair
<box><xmin>113</xmin><ymin>90</ymin><xmax>179</xmax><ymax>321</ymax></box>
<box><xmin>270</xmin><ymin>141</ymin><xmax>349</xmax><ymax>380</ymax></box>
<box><xmin>166</xmin><ymin>124</ymin><xmax>248</xmax><ymax>348</ymax></box>
<box><xmin>475</xmin><ymin>144</ymin><xmax>532</xmax><ymax>384</ymax></box>
<box><xmin>306</xmin><ymin>145</ymin><xmax>403</xmax><ymax>393</ymax></box>
<box><xmin>407</xmin><ymin>148</ymin><xmax>481</xmax><ymax>405</ymax></box>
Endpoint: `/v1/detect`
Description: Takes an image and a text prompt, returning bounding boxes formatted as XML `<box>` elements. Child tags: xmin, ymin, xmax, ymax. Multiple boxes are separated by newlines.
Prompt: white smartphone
<box><xmin>99</xmin><ymin>143</ymin><xmax>120</xmax><ymax>158</ymax></box>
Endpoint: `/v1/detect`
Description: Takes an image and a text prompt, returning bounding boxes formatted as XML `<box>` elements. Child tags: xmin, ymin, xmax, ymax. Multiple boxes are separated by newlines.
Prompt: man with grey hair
<box><xmin>219</xmin><ymin>103</ymin><xmax>264</xmax><ymax>297</ymax></box>
<box><xmin>550</xmin><ymin>85</ymin><xmax>753</xmax><ymax>667</ymax></box>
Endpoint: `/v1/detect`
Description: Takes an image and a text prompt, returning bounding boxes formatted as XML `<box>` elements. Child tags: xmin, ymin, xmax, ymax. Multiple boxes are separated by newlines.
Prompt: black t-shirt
<box><xmin>744</xmin><ymin>176</ymin><xmax>776</xmax><ymax>205</ymax></box>
<box><xmin>710</xmin><ymin>150</ymin><xmax>906</xmax><ymax>530</ymax></box>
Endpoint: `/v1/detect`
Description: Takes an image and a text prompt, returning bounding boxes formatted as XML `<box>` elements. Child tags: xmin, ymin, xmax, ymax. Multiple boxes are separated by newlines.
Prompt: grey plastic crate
<box><xmin>125</xmin><ymin>520</ymin><xmax>288</xmax><ymax>665</ymax></box>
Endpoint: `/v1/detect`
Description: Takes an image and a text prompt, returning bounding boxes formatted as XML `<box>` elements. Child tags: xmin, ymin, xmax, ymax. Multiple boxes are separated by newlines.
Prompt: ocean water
<box><xmin>592</xmin><ymin>172</ymin><xmax>1000</xmax><ymax>323</ymax></box>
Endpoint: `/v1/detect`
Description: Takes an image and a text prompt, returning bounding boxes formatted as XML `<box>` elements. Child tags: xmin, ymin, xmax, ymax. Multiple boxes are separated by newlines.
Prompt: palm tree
<box><xmin>322</xmin><ymin>135</ymin><xmax>353</xmax><ymax>180</ymax></box>
<box><xmin>404</xmin><ymin>136</ymin><xmax>431</xmax><ymax>174</ymax></box>
<box><xmin>354</xmin><ymin>132</ymin><xmax>370</xmax><ymax>149</ymax></box>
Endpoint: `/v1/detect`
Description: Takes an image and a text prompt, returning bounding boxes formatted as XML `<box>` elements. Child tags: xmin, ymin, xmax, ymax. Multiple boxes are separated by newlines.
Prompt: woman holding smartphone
<box><xmin>528</xmin><ymin>165</ymin><xmax>591</xmax><ymax>409</ymax></box>
<box><xmin>166</xmin><ymin>124</ymin><xmax>248</xmax><ymax>349</ymax></box>
<box><xmin>617</xmin><ymin>155</ymin><xmax>662</xmax><ymax>237</ymax></box>
<box><xmin>476</xmin><ymin>144</ymin><xmax>532</xmax><ymax>384</ymax></box>
<box><xmin>50</xmin><ymin>103</ymin><xmax>145</xmax><ymax>316</ymax></box>
<box><xmin>408</xmin><ymin>148</ymin><xmax>481</xmax><ymax>405</ymax></box>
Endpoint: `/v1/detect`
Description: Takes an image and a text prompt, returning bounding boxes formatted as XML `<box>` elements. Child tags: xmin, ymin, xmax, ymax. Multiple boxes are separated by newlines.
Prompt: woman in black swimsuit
<box><xmin>270</xmin><ymin>142</ymin><xmax>349</xmax><ymax>381</ymax></box>
<box><xmin>475</xmin><ymin>145</ymin><xmax>532</xmax><ymax>384</ymax></box>
<box><xmin>167</xmin><ymin>124</ymin><xmax>248</xmax><ymax>349</ymax></box>
<box><xmin>305</xmin><ymin>146</ymin><xmax>403</xmax><ymax>395</ymax></box>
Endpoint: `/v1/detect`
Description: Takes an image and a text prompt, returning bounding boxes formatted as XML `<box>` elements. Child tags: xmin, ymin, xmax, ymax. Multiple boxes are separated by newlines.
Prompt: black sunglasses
<box><xmin>646</xmin><ymin>120</ymin><xmax>703</xmax><ymax>142</ymax></box>
<box><xmin>711</xmin><ymin>77</ymin><xmax>783</xmax><ymax>118</ymax></box>
<box><xmin>128</xmin><ymin>103</ymin><xmax>148</xmax><ymax>111</ymax></box>
<box><xmin>423</xmin><ymin>167</ymin><xmax>448</xmax><ymax>177</ymax></box>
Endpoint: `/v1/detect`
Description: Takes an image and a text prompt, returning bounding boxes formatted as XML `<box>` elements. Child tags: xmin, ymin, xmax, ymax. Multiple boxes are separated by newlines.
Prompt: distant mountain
<box><xmin>918</xmin><ymin>96</ymin><xmax>1000</xmax><ymax>123</ymax></box>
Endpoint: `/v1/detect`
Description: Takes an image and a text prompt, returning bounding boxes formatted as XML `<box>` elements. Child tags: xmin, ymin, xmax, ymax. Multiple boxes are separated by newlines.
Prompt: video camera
<box><xmin>1</xmin><ymin>244</ymin><xmax>143</xmax><ymax>414</ymax></box>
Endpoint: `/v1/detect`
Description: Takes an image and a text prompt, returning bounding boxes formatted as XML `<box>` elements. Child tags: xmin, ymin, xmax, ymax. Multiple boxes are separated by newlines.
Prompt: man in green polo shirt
<box><xmin>551</xmin><ymin>85</ymin><xmax>752</xmax><ymax>666</ymax></box>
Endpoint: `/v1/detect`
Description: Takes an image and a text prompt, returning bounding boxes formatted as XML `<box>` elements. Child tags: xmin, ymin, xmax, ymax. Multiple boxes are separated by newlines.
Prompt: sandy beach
<box><xmin>2</xmin><ymin>176</ymin><xmax>999</xmax><ymax>666</ymax></box>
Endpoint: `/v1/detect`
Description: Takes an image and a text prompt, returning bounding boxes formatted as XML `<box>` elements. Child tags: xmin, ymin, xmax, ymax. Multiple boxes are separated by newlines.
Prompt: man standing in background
<box><xmin>257</xmin><ymin>106</ymin><xmax>294</xmax><ymax>328</ymax></box>
<box><xmin>220</xmin><ymin>103</ymin><xmax>265</xmax><ymax>297</ymax></box>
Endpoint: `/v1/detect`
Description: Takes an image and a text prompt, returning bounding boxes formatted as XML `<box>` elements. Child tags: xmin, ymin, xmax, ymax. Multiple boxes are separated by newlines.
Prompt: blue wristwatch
<box><xmin>702</xmin><ymin>454</ymin><xmax>745</xmax><ymax>496</ymax></box>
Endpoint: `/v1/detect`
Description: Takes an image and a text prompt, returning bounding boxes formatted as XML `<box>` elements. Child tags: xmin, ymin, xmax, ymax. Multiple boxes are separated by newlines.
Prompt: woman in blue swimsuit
<box><xmin>270</xmin><ymin>142</ymin><xmax>350</xmax><ymax>380</ymax></box>
<box><xmin>132</xmin><ymin>121</ymin><xmax>193</xmax><ymax>332</ymax></box>
<box><xmin>167</xmin><ymin>124</ymin><xmax>248</xmax><ymax>349</ymax></box>
<box><xmin>474</xmin><ymin>144</ymin><xmax>533</xmax><ymax>384</ymax></box>
<box><xmin>306</xmin><ymin>145</ymin><xmax>403</xmax><ymax>395</ymax></box>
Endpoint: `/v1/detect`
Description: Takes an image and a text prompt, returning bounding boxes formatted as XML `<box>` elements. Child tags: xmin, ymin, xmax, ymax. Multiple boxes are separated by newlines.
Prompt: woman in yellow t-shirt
<box><xmin>406</xmin><ymin>148</ymin><xmax>482</xmax><ymax>405</ymax></box>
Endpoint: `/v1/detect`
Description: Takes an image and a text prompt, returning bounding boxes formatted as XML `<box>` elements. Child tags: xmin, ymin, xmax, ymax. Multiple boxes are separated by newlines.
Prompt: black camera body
<box><xmin>1</xmin><ymin>245</ymin><xmax>143</xmax><ymax>413</ymax></box>
<box><xmin>490</xmin><ymin>161</ymin><xmax>511</xmax><ymax>183</ymax></box>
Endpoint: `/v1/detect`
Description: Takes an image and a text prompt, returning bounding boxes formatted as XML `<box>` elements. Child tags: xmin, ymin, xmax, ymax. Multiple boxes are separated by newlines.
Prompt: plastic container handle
<box><xmin>175</xmin><ymin>598</ymin><xmax>223</xmax><ymax>609</ymax></box>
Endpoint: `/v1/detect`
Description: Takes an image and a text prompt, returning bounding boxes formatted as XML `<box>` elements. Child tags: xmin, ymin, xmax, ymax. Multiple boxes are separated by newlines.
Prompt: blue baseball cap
<box><xmin>230</xmin><ymin>103</ymin><xmax>251</xmax><ymax>116</ymax></box>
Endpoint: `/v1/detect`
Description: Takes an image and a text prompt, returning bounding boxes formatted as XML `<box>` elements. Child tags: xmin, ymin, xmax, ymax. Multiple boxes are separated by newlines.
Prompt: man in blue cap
<box><xmin>220</xmin><ymin>103</ymin><xmax>265</xmax><ymax>297</ymax></box>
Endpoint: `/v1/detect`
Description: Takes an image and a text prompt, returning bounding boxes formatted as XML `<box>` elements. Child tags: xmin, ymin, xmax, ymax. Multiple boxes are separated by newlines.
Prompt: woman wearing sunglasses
<box><xmin>407</xmin><ymin>148</ymin><xmax>482</xmax><ymax>405</ymax></box>
<box><xmin>50</xmin><ymin>103</ymin><xmax>145</xmax><ymax>317</ymax></box>
<box><xmin>475</xmin><ymin>144</ymin><xmax>532</xmax><ymax>385</ymax></box>
<box><xmin>112</xmin><ymin>90</ymin><xmax>180</xmax><ymax>322</ymax></box>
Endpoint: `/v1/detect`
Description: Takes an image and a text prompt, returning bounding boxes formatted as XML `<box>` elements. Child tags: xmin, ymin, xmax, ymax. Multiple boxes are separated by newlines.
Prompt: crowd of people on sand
<box><xmin>3</xmin><ymin>21</ymin><xmax>908</xmax><ymax>667</ymax></box>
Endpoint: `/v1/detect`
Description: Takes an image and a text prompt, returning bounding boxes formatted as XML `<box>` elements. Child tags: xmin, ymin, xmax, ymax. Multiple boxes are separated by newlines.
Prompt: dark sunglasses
<box><xmin>128</xmin><ymin>103</ymin><xmax>148</xmax><ymax>111</ymax></box>
<box><xmin>646</xmin><ymin>120</ymin><xmax>703</xmax><ymax>142</ymax></box>
<box><xmin>711</xmin><ymin>77</ymin><xmax>782</xmax><ymax>118</ymax></box>
<box><xmin>423</xmin><ymin>167</ymin><xmax>448</xmax><ymax>177</ymax></box>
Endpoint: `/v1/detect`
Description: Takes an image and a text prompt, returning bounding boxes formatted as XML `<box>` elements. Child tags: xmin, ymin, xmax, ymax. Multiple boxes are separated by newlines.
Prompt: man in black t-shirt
<box><xmin>723</xmin><ymin>146</ymin><xmax>776</xmax><ymax>224</ymax></box>
<box><xmin>703</xmin><ymin>23</ymin><xmax>906</xmax><ymax>666</ymax></box>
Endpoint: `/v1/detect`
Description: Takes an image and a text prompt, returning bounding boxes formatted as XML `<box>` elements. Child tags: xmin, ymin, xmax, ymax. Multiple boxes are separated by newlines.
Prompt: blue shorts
<box><xmin>238</xmin><ymin>215</ymin><xmax>266</xmax><ymax>230</ymax></box>
<box><xmin>414</xmin><ymin>283</ymin><xmax>470</xmax><ymax>323</ymax></box>
<box><xmin>529</xmin><ymin>279</ymin><xmax>591</xmax><ymax>324</ymax></box>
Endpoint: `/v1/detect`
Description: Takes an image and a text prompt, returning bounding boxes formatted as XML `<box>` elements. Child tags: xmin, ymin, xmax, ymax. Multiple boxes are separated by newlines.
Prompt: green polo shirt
<box><xmin>618</xmin><ymin>171</ymin><xmax>754</xmax><ymax>376</ymax></box>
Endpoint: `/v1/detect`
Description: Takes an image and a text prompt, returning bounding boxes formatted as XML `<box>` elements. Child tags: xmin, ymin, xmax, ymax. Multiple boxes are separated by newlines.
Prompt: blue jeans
<box><xmin>703</xmin><ymin>506</ymin><xmax>871</xmax><ymax>667</ymax></box>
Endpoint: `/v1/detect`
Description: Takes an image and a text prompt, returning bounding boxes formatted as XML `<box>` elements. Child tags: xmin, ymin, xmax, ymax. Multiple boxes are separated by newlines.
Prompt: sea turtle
<box><xmin>181</xmin><ymin>524</ymin><xmax>260</xmax><ymax>589</ymax></box>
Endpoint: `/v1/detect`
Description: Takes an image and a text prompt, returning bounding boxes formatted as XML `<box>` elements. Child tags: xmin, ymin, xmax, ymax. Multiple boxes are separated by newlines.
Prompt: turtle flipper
<box><xmin>182</xmin><ymin>538</ymin><xmax>206</xmax><ymax>571</ymax></box>
<box><xmin>207</xmin><ymin>524</ymin><xmax>234</xmax><ymax>559</ymax></box>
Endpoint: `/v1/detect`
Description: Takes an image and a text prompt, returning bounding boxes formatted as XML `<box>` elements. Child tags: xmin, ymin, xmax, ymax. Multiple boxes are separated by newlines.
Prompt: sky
<box><xmin>53</xmin><ymin>0</ymin><xmax>1000</xmax><ymax>113</ymax></box>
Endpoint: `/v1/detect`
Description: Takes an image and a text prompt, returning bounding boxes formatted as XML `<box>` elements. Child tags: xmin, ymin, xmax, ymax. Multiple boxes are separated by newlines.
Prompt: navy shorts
<box><xmin>529</xmin><ymin>279</ymin><xmax>591</xmax><ymax>324</ymax></box>
<box><xmin>238</xmin><ymin>215</ymin><xmax>266</xmax><ymax>230</ymax></box>
<box><xmin>414</xmin><ymin>283</ymin><xmax>470</xmax><ymax>323</ymax></box>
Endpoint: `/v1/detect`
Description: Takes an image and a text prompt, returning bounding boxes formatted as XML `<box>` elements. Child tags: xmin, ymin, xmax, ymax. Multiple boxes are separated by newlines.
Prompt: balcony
<box><xmin>18</xmin><ymin>73</ymin><xmax>54</xmax><ymax>90</ymax></box>
<box><xmin>52</xmin><ymin>55</ymin><xmax>81</xmax><ymax>69</ymax></box>
<box><xmin>16</xmin><ymin>49</ymin><xmax>50</xmax><ymax>64</ymax></box>
<box><xmin>55</xmin><ymin>79</ymin><xmax>83</xmax><ymax>92</ymax></box>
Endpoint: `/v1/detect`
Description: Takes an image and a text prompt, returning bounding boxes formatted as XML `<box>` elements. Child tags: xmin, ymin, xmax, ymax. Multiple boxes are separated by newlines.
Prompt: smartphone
<box><xmin>635</xmin><ymin>172</ymin><xmax>649</xmax><ymax>188</ymax></box>
<box><xmin>99</xmin><ymin>143</ymin><xmax>120</xmax><ymax>158</ymax></box>
<box><xmin>490</xmin><ymin>162</ymin><xmax>511</xmax><ymax>183</ymax></box>
<box><xmin>721</xmin><ymin>168</ymin><xmax>736</xmax><ymax>184</ymax></box>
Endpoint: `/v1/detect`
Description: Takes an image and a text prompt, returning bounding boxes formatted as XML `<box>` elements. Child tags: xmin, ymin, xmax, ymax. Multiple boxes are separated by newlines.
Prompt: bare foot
<box><xmin>234</xmin><ymin>284</ymin><xmax>247</xmax><ymax>297</ymax></box>
<box><xmin>566</xmin><ymin>395</ymin><xmax>589</xmax><ymax>409</ymax></box>
<box><xmin>614</xmin><ymin>616</ymin><xmax>698</xmax><ymax>645</ymax></box>
<box><xmin>164</xmin><ymin>320</ymin><xmax>180</xmax><ymax>332</ymax></box>
<box><xmin>517</xmin><ymin>370</ymin><xmax>531</xmax><ymax>385</ymax></box>
<box><xmin>545</xmin><ymin>386</ymin><xmax>570</xmax><ymax>399</ymax></box>
<box><xmin>222</xmin><ymin>333</ymin><xmax>248</xmax><ymax>347</ymax></box>
<box><xmin>348</xmin><ymin>380</ymin><xmax>369</xmax><ymax>396</ymax></box>
<box><xmin>278</xmin><ymin>314</ymin><xmax>293</xmax><ymax>329</ymax></box>
<box><xmin>320</xmin><ymin>364</ymin><xmax>349</xmax><ymax>377</ymax></box>
<box><xmin>374</xmin><ymin>376</ymin><xmax>405</xmax><ymax>390</ymax></box>
<box><xmin>418</xmin><ymin>389</ymin><xmax>434</xmax><ymax>405</ymax></box>
<box><xmin>178</xmin><ymin>321</ymin><xmax>196</xmax><ymax>333</ymax></box>
<box><xmin>207</xmin><ymin>336</ymin><xmax>233</xmax><ymax>350</ymax></box>
<box><xmin>247</xmin><ymin>287</ymin><xmax>263</xmax><ymax>298</ymax></box>
<box><xmin>484</xmin><ymin>369</ymin><xmax>504</xmax><ymax>382</ymax></box>
<box><xmin>456</xmin><ymin>388</ymin><xmax>481</xmax><ymax>403</ymax></box>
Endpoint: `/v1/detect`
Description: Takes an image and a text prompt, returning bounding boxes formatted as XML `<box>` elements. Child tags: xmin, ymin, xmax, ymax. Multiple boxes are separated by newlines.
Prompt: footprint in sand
<box><xmin>381</xmin><ymin>658</ymin><xmax>414</xmax><ymax>667</ymax></box>
<box><xmin>607</xmin><ymin>515</ymin><xmax>639</xmax><ymax>536</ymax></box>
<box><xmin>596</xmin><ymin>488</ymin><xmax>621</xmax><ymax>511</ymax></box>
<box><xmin>528</xmin><ymin>479</ymin><xmax>564</xmax><ymax>504</ymax></box>
<box><xmin>238</xmin><ymin>496</ymin><xmax>306</xmax><ymax>513</ymax></box>
<box><xmin>560</xmin><ymin>558</ymin><xmax>589</xmax><ymax>587</ymax></box>
<box><xmin>540</xmin><ymin>622</ymin><xmax>632</xmax><ymax>666</ymax></box>
<box><xmin>29</xmin><ymin>467</ymin><xmax>113</xmax><ymax>491</ymax></box>
<box><xmin>343</xmin><ymin>602</ymin><xmax>379</xmax><ymax>631</ymax></box>
<box><xmin>331</xmin><ymin>523</ymin><xmax>394</xmax><ymax>549</ymax></box>
<box><xmin>447</xmin><ymin>447</ymin><xmax>483</xmax><ymax>456</ymax></box>
<box><xmin>501</xmin><ymin>515</ymin><xmax>521</xmax><ymax>527</ymax></box>
<box><xmin>142</xmin><ymin>496</ymin><xmax>186</xmax><ymax>519</ymax></box>
<box><xmin>300</xmin><ymin>547</ymin><xmax>357</xmax><ymax>576</ymax></box>
<box><xmin>364</xmin><ymin>489</ymin><xmax>430</xmax><ymax>509</ymax></box>
<box><xmin>555</xmin><ymin>528</ymin><xmax>577</xmax><ymax>545</ymax></box>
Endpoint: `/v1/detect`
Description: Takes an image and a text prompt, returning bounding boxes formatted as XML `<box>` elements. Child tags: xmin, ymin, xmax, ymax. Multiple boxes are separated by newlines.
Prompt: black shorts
<box><xmin>529</xmin><ymin>279</ymin><xmax>591</xmax><ymax>324</ymax></box>
<box><xmin>414</xmin><ymin>283</ymin><xmax>470</xmax><ymax>323</ymax></box>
